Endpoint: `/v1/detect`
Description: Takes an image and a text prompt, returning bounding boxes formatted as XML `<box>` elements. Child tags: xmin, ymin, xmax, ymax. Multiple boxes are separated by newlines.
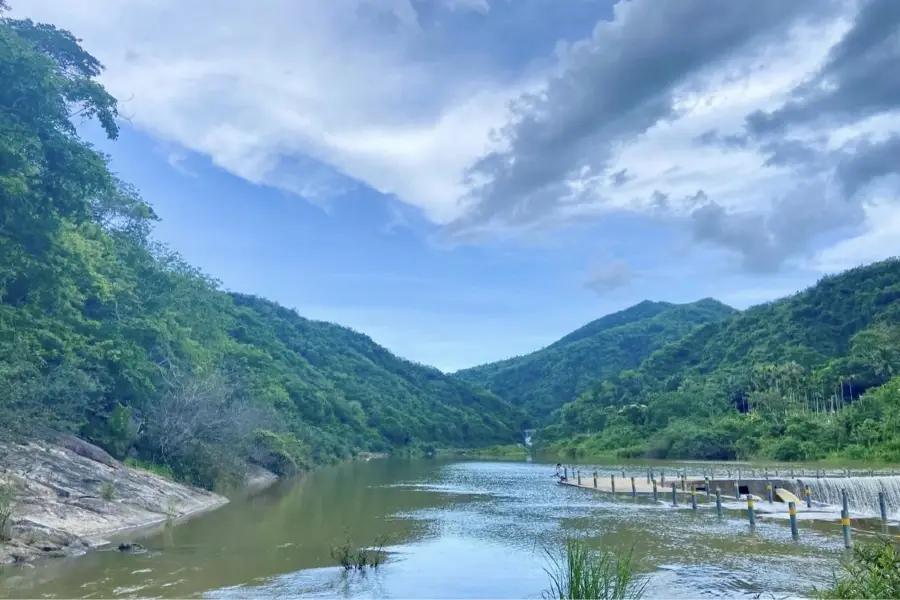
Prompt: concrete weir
<box><xmin>557</xmin><ymin>469</ymin><xmax>900</xmax><ymax>526</ymax></box>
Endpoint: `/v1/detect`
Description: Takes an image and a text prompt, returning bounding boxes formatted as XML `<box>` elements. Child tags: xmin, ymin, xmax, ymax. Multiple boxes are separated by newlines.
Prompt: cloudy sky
<box><xmin>15</xmin><ymin>0</ymin><xmax>900</xmax><ymax>371</ymax></box>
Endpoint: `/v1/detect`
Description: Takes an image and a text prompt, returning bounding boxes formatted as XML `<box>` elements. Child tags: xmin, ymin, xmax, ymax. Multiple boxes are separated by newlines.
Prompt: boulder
<box><xmin>53</xmin><ymin>434</ymin><xmax>119</xmax><ymax>469</ymax></box>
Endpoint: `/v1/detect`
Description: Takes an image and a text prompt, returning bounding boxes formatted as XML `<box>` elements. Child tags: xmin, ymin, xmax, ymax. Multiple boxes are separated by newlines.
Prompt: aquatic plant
<box><xmin>814</xmin><ymin>537</ymin><xmax>900</xmax><ymax>599</ymax></box>
<box><xmin>543</xmin><ymin>538</ymin><xmax>647</xmax><ymax>600</ymax></box>
<box><xmin>330</xmin><ymin>533</ymin><xmax>389</xmax><ymax>571</ymax></box>
<box><xmin>330</xmin><ymin>537</ymin><xmax>354</xmax><ymax>570</ymax></box>
<box><xmin>369</xmin><ymin>534</ymin><xmax>388</xmax><ymax>568</ymax></box>
<box><xmin>353</xmin><ymin>546</ymin><xmax>369</xmax><ymax>570</ymax></box>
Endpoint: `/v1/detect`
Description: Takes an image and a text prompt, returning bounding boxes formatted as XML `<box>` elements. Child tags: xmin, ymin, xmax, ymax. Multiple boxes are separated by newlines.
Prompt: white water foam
<box><xmin>799</xmin><ymin>475</ymin><xmax>900</xmax><ymax>519</ymax></box>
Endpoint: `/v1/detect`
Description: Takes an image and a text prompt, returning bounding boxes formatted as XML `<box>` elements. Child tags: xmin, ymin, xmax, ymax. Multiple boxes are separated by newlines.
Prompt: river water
<box><xmin>0</xmin><ymin>459</ymin><xmax>860</xmax><ymax>598</ymax></box>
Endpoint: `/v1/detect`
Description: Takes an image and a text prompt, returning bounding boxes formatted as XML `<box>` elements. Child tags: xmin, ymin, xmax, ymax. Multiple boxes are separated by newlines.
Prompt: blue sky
<box><xmin>20</xmin><ymin>0</ymin><xmax>900</xmax><ymax>371</ymax></box>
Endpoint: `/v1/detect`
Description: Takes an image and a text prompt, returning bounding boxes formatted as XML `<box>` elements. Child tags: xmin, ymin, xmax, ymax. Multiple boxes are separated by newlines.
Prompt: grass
<box><xmin>124</xmin><ymin>457</ymin><xmax>176</xmax><ymax>480</ymax></box>
<box><xmin>330</xmin><ymin>533</ymin><xmax>388</xmax><ymax>571</ymax></box>
<box><xmin>543</xmin><ymin>538</ymin><xmax>647</xmax><ymax>600</ymax></box>
<box><xmin>813</xmin><ymin>537</ymin><xmax>900</xmax><ymax>599</ymax></box>
<box><xmin>440</xmin><ymin>444</ymin><xmax>530</xmax><ymax>460</ymax></box>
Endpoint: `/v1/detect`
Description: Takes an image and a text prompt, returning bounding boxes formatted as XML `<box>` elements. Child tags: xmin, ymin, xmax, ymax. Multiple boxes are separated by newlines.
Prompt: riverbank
<box><xmin>440</xmin><ymin>444</ymin><xmax>530</xmax><ymax>460</ymax></box>
<box><xmin>0</xmin><ymin>437</ymin><xmax>276</xmax><ymax>565</ymax></box>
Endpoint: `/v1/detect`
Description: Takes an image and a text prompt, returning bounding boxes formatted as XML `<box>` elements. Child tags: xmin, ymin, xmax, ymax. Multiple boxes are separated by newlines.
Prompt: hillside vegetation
<box><xmin>0</xmin><ymin>11</ymin><xmax>522</xmax><ymax>489</ymax></box>
<box><xmin>542</xmin><ymin>259</ymin><xmax>900</xmax><ymax>462</ymax></box>
<box><xmin>454</xmin><ymin>299</ymin><xmax>734</xmax><ymax>421</ymax></box>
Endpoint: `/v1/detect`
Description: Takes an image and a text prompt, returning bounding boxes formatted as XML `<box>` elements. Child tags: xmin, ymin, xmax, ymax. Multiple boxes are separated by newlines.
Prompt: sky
<box><xmin>14</xmin><ymin>0</ymin><xmax>900</xmax><ymax>371</ymax></box>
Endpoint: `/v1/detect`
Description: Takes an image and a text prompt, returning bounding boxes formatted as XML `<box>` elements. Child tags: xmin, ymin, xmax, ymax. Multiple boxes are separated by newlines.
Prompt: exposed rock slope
<box><xmin>0</xmin><ymin>439</ymin><xmax>237</xmax><ymax>564</ymax></box>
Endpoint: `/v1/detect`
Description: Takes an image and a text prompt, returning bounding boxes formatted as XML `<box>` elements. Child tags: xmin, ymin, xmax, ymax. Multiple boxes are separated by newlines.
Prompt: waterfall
<box><xmin>798</xmin><ymin>475</ymin><xmax>900</xmax><ymax>518</ymax></box>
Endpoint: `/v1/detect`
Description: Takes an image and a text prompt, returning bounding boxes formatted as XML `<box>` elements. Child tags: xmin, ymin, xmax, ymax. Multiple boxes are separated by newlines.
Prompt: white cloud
<box><xmin>810</xmin><ymin>200</ymin><xmax>900</xmax><ymax>273</ymax></box>
<box><xmin>17</xmin><ymin>0</ymin><xmax>533</xmax><ymax>224</ymax></box>
<box><xmin>16</xmin><ymin>0</ymin><xmax>900</xmax><ymax>276</ymax></box>
<box><xmin>558</xmin><ymin>16</ymin><xmax>852</xmax><ymax>221</ymax></box>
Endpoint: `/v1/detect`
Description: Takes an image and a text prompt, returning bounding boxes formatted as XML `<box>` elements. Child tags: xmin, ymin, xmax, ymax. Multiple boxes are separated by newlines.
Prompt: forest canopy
<box><xmin>0</xmin><ymin>10</ymin><xmax>524</xmax><ymax>489</ymax></box>
<box><xmin>455</xmin><ymin>299</ymin><xmax>734</xmax><ymax>422</ymax></box>
<box><xmin>539</xmin><ymin>259</ymin><xmax>900</xmax><ymax>463</ymax></box>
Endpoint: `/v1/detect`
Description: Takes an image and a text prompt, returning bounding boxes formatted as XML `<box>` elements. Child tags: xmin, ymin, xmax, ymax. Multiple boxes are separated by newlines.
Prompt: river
<box><xmin>0</xmin><ymin>459</ymin><xmax>858</xmax><ymax>598</ymax></box>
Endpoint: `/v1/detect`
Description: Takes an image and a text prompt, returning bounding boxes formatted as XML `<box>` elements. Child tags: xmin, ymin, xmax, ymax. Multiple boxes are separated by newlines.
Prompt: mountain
<box><xmin>454</xmin><ymin>299</ymin><xmax>735</xmax><ymax>421</ymax></box>
<box><xmin>545</xmin><ymin>259</ymin><xmax>900</xmax><ymax>462</ymax></box>
<box><xmin>227</xmin><ymin>293</ymin><xmax>525</xmax><ymax>454</ymax></box>
<box><xmin>0</xmin><ymin>15</ymin><xmax>521</xmax><ymax>490</ymax></box>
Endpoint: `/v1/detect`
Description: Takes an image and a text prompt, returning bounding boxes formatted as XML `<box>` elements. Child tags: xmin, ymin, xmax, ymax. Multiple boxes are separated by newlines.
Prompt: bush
<box><xmin>99</xmin><ymin>482</ymin><xmax>116</xmax><ymax>501</ymax></box>
<box><xmin>814</xmin><ymin>538</ymin><xmax>900</xmax><ymax>598</ymax></box>
<box><xmin>250</xmin><ymin>430</ymin><xmax>309</xmax><ymax>476</ymax></box>
<box><xmin>765</xmin><ymin>437</ymin><xmax>818</xmax><ymax>461</ymax></box>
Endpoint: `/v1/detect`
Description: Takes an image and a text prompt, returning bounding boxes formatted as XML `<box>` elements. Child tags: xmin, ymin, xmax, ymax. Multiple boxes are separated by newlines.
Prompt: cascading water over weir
<box><xmin>797</xmin><ymin>475</ymin><xmax>900</xmax><ymax>519</ymax></box>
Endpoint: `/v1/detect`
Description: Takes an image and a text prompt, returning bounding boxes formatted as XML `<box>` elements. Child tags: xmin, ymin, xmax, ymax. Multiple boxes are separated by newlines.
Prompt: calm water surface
<box><xmin>0</xmin><ymin>459</ymin><xmax>853</xmax><ymax>598</ymax></box>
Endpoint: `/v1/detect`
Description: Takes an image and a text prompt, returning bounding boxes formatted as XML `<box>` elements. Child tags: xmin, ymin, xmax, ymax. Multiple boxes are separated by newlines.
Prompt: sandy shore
<box><xmin>0</xmin><ymin>437</ymin><xmax>274</xmax><ymax>564</ymax></box>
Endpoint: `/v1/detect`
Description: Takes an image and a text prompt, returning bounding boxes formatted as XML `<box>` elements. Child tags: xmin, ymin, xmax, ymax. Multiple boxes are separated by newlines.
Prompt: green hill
<box><xmin>454</xmin><ymin>299</ymin><xmax>735</xmax><ymax>421</ymax></box>
<box><xmin>0</xmin><ymin>13</ymin><xmax>521</xmax><ymax>489</ymax></box>
<box><xmin>544</xmin><ymin>259</ymin><xmax>900</xmax><ymax>462</ymax></box>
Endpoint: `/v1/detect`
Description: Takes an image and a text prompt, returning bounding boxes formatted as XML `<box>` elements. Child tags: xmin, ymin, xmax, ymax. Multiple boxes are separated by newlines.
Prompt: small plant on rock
<box><xmin>0</xmin><ymin>484</ymin><xmax>14</xmax><ymax>541</ymax></box>
<box><xmin>99</xmin><ymin>482</ymin><xmax>116</xmax><ymax>501</ymax></box>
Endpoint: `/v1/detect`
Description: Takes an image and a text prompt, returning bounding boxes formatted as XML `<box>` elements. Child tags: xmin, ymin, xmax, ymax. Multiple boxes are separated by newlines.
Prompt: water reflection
<box><xmin>1</xmin><ymin>459</ymin><xmax>850</xmax><ymax>599</ymax></box>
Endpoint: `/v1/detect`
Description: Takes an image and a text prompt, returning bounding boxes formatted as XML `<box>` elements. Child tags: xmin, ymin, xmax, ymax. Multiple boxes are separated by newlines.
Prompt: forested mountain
<box><xmin>454</xmin><ymin>299</ymin><xmax>734</xmax><ymax>420</ymax></box>
<box><xmin>544</xmin><ymin>259</ymin><xmax>900</xmax><ymax>462</ymax></box>
<box><xmin>0</xmin><ymin>11</ymin><xmax>521</xmax><ymax>489</ymax></box>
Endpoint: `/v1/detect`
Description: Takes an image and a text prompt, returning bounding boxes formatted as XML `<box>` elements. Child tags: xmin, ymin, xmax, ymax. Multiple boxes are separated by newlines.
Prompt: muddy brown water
<box><xmin>0</xmin><ymin>459</ymin><xmax>879</xmax><ymax>598</ymax></box>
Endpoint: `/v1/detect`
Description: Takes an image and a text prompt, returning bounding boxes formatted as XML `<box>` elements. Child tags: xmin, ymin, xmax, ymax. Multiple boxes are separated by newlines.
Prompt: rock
<box><xmin>117</xmin><ymin>542</ymin><xmax>143</xmax><ymax>552</ymax></box>
<box><xmin>0</xmin><ymin>439</ymin><xmax>233</xmax><ymax>565</ymax></box>
<box><xmin>53</xmin><ymin>434</ymin><xmax>119</xmax><ymax>469</ymax></box>
<box><xmin>13</xmin><ymin>519</ymin><xmax>81</xmax><ymax>551</ymax></box>
<box><xmin>48</xmin><ymin>484</ymin><xmax>71</xmax><ymax>499</ymax></box>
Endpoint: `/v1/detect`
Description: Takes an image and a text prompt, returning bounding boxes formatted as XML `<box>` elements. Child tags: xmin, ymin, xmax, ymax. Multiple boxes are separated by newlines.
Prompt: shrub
<box><xmin>99</xmin><ymin>482</ymin><xmax>116</xmax><ymax>501</ymax></box>
<box><xmin>814</xmin><ymin>537</ymin><xmax>900</xmax><ymax>599</ymax></box>
<box><xmin>250</xmin><ymin>430</ymin><xmax>309</xmax><ymax>476</ymax></box>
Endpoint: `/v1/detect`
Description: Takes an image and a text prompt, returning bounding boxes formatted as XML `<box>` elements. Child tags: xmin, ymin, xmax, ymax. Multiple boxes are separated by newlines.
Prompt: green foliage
<box><xmin>0</xmin><ymin>13</ymin><xmax>522</xmax><ymax>489</ymax></box>
<box><xmin>541</xmin><ymin>259</ymin><xmax>900</xmax><ymax>462</ymax></box>
<box><xmin>448</xmin><ymin>443</ymin><xmax>529</xmax><ymax>460</ymax></box>
<box><xmin>543</xmin><ymin>538</ymin><xmax>646</xmax><ymax>600</ymax></box>
<box><xmin>251</xmin><ymin>429</ymin><xmax>309</xmax><ymax>476</ymax></box>
<box><xmin>330</xmin><ymin>533</ymin><xmax>388</xmax><ymax>570</ymax></box>
<box><xmin>123</xmin><ymin>457</ymin><xmax>175</xmax><ymax>481</ymax></box>
<box><xmin>98</xmin><ymin>481</ymin><xmax>115</xmax><ymax>501</ymax></box>
<box><xmin>814</xmin><ymin>538</ymin><xmax>900</xmax><ymax>599</ymax></box>
<box><xmin>455</xmin><ymin>299</ymin><xmax>733</xmax><ymax>422</ymax></box>
<box><xmin>97</xmin><ymin>402</ymin><xmax>136</xmax><ymax>458</ymax></box>
<box><xmin>0</xmin><ymin>484</ymin><xmax>13</xmax><ymax>541</ymax></box>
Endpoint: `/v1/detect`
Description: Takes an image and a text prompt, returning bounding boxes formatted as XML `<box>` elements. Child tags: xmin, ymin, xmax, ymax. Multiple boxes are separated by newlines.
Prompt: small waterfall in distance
<box><xmin>799</xmin><ymin>476</ymin><xmax>900</xmax><ymax>518</ymax></box>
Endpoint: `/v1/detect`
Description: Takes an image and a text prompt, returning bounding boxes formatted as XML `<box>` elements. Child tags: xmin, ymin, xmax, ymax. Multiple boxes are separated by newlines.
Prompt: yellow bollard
<box><xmin>747</xmin><ymin>496</ymin><xmax>756</xmax><ymax>527</ymax></box>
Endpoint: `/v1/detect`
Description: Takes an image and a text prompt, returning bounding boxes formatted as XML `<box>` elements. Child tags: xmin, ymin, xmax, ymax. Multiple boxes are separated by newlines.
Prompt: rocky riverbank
<box><xmin>0</xmin><ymin>437</ymin><xmax>274</xmax><ymax>565</ymax></box>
